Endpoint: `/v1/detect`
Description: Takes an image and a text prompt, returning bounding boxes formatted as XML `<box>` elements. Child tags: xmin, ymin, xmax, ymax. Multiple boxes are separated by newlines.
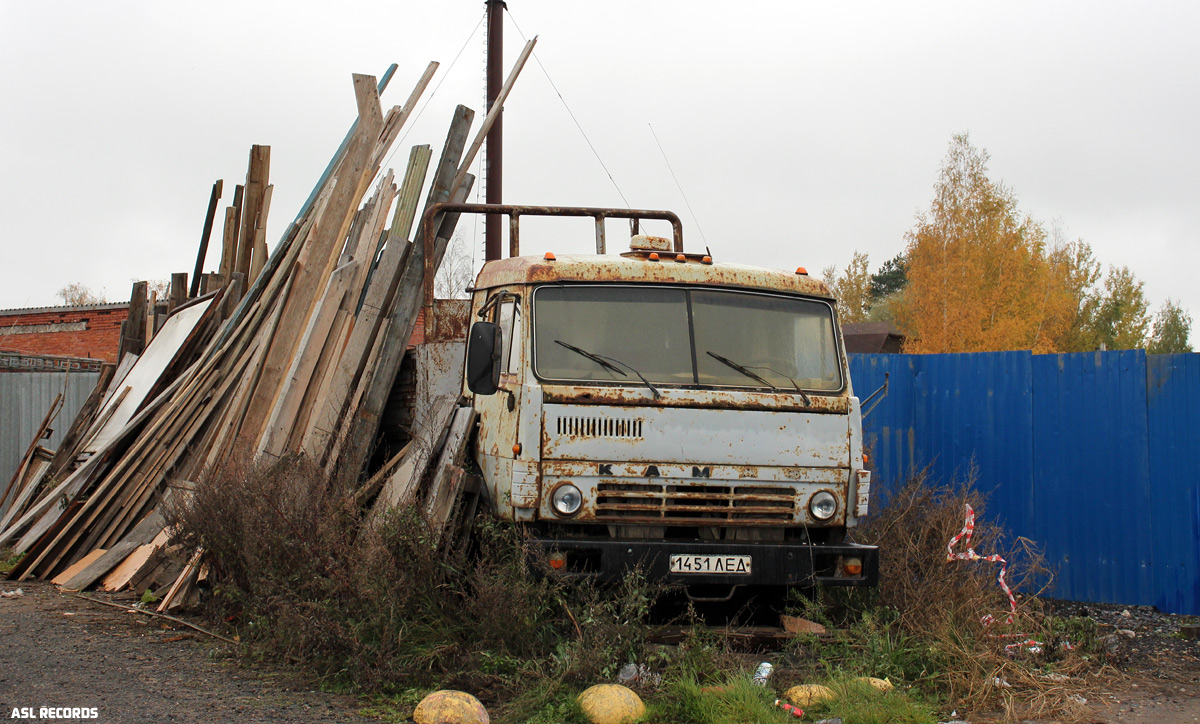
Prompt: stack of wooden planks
<box><xmin>1</xmin><ymin>46</ymin><xmax>535</xmax><ymax>602</ymax></box>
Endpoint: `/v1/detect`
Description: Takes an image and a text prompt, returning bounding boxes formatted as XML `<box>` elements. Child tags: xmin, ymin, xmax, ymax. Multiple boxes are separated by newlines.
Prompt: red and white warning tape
<box><xmin>947</xmin><ymin>504</ymin><xmax>1043</xmax><ymax>653</ymax></box>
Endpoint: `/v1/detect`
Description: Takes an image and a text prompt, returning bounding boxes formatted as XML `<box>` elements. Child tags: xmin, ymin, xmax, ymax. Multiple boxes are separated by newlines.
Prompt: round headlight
<box><xmin>551</xmin><ymin>483</ymin><xmax>583</xmax><ymax>516</ymax></box>
<box><xmin>809</xmin><ymin>491</ymin><xmax>838</xmax><ymax>521</ymax></box>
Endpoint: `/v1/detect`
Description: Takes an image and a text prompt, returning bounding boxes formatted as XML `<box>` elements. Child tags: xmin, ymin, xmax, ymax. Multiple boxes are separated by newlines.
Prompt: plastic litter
<box><xmin>753</xmin><ymin>662</ymin><xmax>773</xmax><ymax>686</ymax></box>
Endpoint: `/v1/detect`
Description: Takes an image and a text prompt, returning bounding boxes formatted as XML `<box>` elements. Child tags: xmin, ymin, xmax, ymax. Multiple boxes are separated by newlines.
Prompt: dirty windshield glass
<box><xmin>533</xmin><ymin>285</ymin><xmax>841</xmax><ymax>391</ymax></box>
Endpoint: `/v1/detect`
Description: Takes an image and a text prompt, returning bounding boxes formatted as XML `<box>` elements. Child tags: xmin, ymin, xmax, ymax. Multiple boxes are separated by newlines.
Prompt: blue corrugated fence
<box><xmin>849</xmin><ymin>351</ymin><xmax>1200</xmax><ymax>615</ymax></box>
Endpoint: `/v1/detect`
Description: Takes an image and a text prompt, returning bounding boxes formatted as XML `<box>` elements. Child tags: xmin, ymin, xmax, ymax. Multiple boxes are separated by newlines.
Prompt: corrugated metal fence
<box><xmin>849</xmin><ymin>351</ymin><xmax>1200</xmax><ymax>615</ymax></box>
<box><xmin>0</xmin><ymin>372</ymin><xmax>101</xmax><ymax>513</ymax></box>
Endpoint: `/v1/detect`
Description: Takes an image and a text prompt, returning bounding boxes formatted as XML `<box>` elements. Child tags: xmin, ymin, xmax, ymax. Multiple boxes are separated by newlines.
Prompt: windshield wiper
<box><xmin>705</xmin><ymin>351</ymin><xmax>812</xmax><ymax>405</ymax></box>
<box><xmin>555</xmin><ymin>340</ymin><xmax>661</xmax><ymax>399</ymax></box>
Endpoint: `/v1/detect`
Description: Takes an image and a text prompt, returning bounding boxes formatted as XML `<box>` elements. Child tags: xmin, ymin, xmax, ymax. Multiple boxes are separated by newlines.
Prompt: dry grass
<box><xmin>167</xmin><ymin>449</ymin><xmax>1109</xmax><ymax>722</ymax></box>
<box><xmin>837</xmin><ymin>466</ymin><xmax>1105</xmax><ymax>721</ymax></box>
<box><xmin>165</xmin><ymin>450</ymin><xmax>666</xmax><ymax>698</ymax></box>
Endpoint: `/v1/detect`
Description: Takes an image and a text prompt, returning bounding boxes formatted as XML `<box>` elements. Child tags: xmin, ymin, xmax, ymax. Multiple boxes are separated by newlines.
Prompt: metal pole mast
<box><xmin>485</xmin><ymin>0</ymin><xmax>505</xmax><ymax>261</ymax></box>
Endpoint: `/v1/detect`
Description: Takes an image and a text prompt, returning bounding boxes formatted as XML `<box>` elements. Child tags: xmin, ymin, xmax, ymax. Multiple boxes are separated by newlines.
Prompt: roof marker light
<box><xmin>675</xmin><ymin>254</ymin><xmax>686</xmax><ymax>263</ymax></box>
<box><xmin>701</xmin><ymin>256</ymin><xmax>712</xmax><ymax>264</ymax></box>
<box><xmin>796</xmin><ymin>266</ymin><xmax>808</xmax><ymax>275</ymax></box>
<box><xmin>544</xmin><ymin>252</ymin><xmax>556</xmax><ymax>261</ymax></box>
<box><xmin>648</xmin><ymin>252</ymin><xmax>660</xmax><ymax>262</ymax></box>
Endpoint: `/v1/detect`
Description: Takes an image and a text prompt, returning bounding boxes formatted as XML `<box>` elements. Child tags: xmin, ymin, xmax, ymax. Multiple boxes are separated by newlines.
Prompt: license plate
<box><xmin>669</xmin><ymin>554</ymin><xmax>752</xmax><ymax>575</ymax></box>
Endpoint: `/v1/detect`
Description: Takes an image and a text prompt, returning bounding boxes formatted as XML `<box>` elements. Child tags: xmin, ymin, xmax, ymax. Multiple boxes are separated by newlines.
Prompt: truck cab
<box><xmin>454</xmin><ymin>211</ymin><xmax>878</xmax><ymax>596</ymax></box>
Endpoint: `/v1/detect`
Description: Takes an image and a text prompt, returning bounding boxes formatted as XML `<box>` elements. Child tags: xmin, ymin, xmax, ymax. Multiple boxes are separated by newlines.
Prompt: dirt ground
<box><xmin>1075</xmin><ymin>599</ymin><xmax>1200</xmax><ymax>724</ymax></box>
<box><xmin>3</xmin><ymin>582</ymin><xmax>1200</xmax><ymax>723</ymax></box>
<box><xmin>0</xmin><ymin>582</ymin><xmax>376</xmax><ymax>724</ymax></box>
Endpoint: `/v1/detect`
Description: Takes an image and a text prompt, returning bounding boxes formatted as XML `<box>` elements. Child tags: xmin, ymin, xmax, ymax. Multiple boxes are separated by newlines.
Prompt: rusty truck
<box><xmin>417</xmin><ymin>203</ymin><xmax>878</xmax><ymax>601</ymax></box>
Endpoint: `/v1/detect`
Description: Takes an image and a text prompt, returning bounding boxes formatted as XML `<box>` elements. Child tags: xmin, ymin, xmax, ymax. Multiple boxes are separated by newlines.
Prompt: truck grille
<box><xmin>556</xmin><ymin>416</ymin><xmax>643</xmax><ymax>438</ymax></box>
<box><xmin>595</xmin><ymin>482</ymin><xmax>795</xmax><ymax>524</ymax></box>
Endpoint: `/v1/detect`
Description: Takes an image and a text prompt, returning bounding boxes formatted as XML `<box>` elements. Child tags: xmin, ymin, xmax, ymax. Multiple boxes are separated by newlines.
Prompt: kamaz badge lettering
<box><xmin>644</xmin><ymin>465</ymin><xmax>660</xmax><ymax>477</ymax></box>
<box><xmin>692</xmin><ymin>466</ymin><xmax>711</xmax><ymax>477</ymax></box>
<box><xmin>598</xmin><ymin>464</ymin><xmax>612</xmax><ymax>475</ymax></box>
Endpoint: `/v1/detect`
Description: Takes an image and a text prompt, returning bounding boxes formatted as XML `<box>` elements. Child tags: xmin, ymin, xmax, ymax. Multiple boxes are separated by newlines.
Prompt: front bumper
<box><xmin>532</xmin><ymin>537</ymin><xmax>879</xmax><ymax>587</ymax></box>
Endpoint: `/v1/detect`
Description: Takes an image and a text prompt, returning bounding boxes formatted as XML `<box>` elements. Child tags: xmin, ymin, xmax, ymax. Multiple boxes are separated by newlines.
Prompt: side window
<box><xmin>494</xmin><ymin>294</ymin><xmax>522</xmax><ymax>374</ymax></box>
<box><xmin>508</xmin><ymin>304</ymin><xmax>523</xmax><ymax>372</ymax></box>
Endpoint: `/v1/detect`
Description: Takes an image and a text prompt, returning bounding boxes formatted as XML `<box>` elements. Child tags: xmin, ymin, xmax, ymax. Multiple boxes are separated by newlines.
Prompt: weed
<box><xmin>168</xmin><ymin>451</ymin><xmax>1104</xmax><ymax>723</ymax></box>
<box><xmin>804</xmin><ymin>676</ymin><xmax>938</xmax><ymax>724</ymax></box>
<box><xmin>0</xmin><ymin>546</ymin><xmax>23</xmax><ymax>574</ymax></box>
<box><xmin>645</xmin><ymin>674</ymin><xmax>779</xmax><ymax>724</ymax></box>
<box><xmin>168</xmin><ymin>451</ymin><xmax>666</xmax><ymax>712</ymax></box>
<box><xmin>785</xmin><ymin>467</ymin><xmax>1102</xmax><ymax>721</ymax></box>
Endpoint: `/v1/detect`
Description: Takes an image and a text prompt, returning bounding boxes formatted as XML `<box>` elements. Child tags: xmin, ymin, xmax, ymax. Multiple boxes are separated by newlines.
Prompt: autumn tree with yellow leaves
<box><xmin>894</xmin><ymin>134</ymin><xmax>1098</xmax><ymax>353</ymax></box>
<box><xmin>823</xmin><ymin>251</ymin><xmax>873</xmax><ymax>324</ymax></box>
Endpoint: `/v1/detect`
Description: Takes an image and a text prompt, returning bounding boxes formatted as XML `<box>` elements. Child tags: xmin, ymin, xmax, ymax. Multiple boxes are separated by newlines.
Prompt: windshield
<box><xmin>532</xmin><ymin>285</ymin><xmax>842</xmax><ymax>391</ymax></box>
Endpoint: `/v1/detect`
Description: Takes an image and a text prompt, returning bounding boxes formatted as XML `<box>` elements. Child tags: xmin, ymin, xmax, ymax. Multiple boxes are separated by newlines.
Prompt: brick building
<box><xmin>0</xmin><ymin>303</ymin><xmax>129</xmax><ymax>364</ymax></box>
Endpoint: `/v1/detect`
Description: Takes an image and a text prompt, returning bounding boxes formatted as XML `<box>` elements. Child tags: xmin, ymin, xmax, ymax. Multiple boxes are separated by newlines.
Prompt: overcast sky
<box><xmin>3</xmin><ymin>1</ymin><xmax>1197</xmax><ymax>332</ymax></box>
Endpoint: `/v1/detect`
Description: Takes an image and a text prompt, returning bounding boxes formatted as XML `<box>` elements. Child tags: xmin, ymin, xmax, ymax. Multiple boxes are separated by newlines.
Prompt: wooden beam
<box><xmin>190</xmin><ymin>179</ymin><xmax>223</xmax><ymax>298</ymax></box>
<box><xmin>168</xmin><ymin>273</ymin><xmax>188</xmax><ymax>313</ymax></box>
<box><xmin>249</xmin><ymin>184</ymin><xmax>273</xmax><ymax>284</ymax></box>
<box><xmin>449</xmin><ymin>38</ymin><xmax>536</xmax><ymax>200</ymax></box>
<box><xmin>423</xmin><ymin>406</ymin><xmax>477</xmax><ymax>536</ymax></box>
<box><xmin>300</xmin><ymin>148</ymin><xmax>430</xmax><ymax>460</ymax></box>
<box><xmin>119</xmin><ymin>281</ymin><xmax>148</xmax><ymax>359</ymax></box>
<box><xmin>236</xmin><ymin>73</ymin><xmax>386</xmax><ymax>445</ymax></box>
<box><xmin>60</xmin><ymin>506</ymin><xmax>167</xmax><ymax>591</ymax></box>
<box><xmin>323</xmin><ymin>105</ymin><xmax>474</xmax><ymax>473</ymax></box>
<box><xmin>258</xmin><ymin>260</ymin><xmax>358</xmax><ymax>457</ymax></box>
<box><xmin>236</xmin><ymin>145</ymin><xmax>270</xmax><ymax>280</ymax></box>
<box><xmin>218</xmin><ymin>204</ymin><xmax>238</xmax><ymax>282</ymax></box>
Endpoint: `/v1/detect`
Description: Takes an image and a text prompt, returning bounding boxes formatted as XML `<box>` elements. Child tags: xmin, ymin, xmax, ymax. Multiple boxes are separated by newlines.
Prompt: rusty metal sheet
<box><xmin>474</xmin><ymin>254</ymin><xmax>833</xmax><ymax>299</ymax></box>
<box><xmin>541</xmin><ymin>403</ymin><xmax>851</xmax><ymax>467</ymax></box>
<box><xmin>541</xmin><ymin>460</ymin><xmax>849</xmax><ymax>485</ymax></box>
<box><xmin>427</xmin><ymin>299</ymin><xmax>469</xmax><ymax>342</ymax></box>
<box><xmin>540</xmin><ymin>384</ymin><xmax>850</xmax><ymax>413</ymax></box>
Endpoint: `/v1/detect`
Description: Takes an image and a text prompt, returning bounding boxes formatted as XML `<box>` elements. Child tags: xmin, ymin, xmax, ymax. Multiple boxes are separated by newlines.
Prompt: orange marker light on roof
<box><xmin>701</xmin><ymin>256</ymin><xmax>712</xmax><ymax>264</ymax></box>
<box><xmin>675</xmin><ymin>254</ymin><xmax>686</xmax><ymax>263</ymax></box>
<box><xmin>648</xmin><ymin>252</ymin><xmax>660</xmax><ymax>261</ymax></box>
<box><xmin>796</xmin><ymin>266</ymin><xmax>808</xmax><ymax>275</ymax></box>
<box><xmin>544</xmin><ymin>252</ymin><xmax>556</xmax><ymax>261</ymax></box>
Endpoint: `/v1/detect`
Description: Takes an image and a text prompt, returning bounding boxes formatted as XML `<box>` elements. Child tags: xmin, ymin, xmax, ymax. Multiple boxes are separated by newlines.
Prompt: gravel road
<box><xmin>4</xmin><ymin>582</ymin><xmax>1200</xmax><ymax>723</ymax></box>
<box><xmin>0</xmin><ymin>582</ymin><xmax>378</xmax><ymax>724</ymax></box>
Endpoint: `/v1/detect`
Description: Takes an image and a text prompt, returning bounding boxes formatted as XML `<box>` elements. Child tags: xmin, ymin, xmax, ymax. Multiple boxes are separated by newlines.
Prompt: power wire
<box><xmin>506</xmin><ymin>8</ymin><xmax>632</xmax><ymax>209</ymax></box>
<box><xmin>649</xmin><ymin>123</ymin><xmax>709</xmax><ymax>247</ymax></box>
<box><xmin>382</xmin><ymin>12</ymin><xmax>486</xmax><ymax>173</ymax></box>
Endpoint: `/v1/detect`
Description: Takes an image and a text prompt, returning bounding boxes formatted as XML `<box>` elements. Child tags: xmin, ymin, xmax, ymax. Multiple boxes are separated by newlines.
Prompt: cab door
<box><xmin>471</xmin><ymin>289</ymin><xmax>526</xmax><ymax>519</ymax></box>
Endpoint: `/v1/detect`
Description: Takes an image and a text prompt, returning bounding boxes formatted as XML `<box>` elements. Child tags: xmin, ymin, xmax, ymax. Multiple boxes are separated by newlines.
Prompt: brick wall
<box><xmin>0</xmin><ymin>303</ymin><xmax>129</xmax><ymax>364</ymax></box>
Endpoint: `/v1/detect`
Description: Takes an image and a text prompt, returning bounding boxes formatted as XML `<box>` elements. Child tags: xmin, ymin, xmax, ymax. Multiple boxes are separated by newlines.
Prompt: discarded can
<box><xmin>753</xmin><ymin>662</ymin><xmax>773</xmax><ymax>686</ymax></box>
<box><xmin>773</xmin><ymin>699</ymin><xmax>803</xmax><ymax>718</ymax></box>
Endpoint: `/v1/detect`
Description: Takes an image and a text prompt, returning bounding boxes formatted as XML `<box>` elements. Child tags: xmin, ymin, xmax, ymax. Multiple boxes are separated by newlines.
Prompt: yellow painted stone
<box><xmin>784</xmin><ymin>683</ymin><xmax>837</xmax><ymax>707</ymax></box>
<box><xmin>413</xmin><ymin>690</ymin><xmax>490</xmax><ymax>724</ymax></box>
<box><xmin>577</xmin><ymin>684</ymin><xmax>645</xmax><ymax>724</ymax></box>
<box><xmin>859</xmin><ymin>676</ymin><xmax>894</xmax><ymax>693</ymax></box>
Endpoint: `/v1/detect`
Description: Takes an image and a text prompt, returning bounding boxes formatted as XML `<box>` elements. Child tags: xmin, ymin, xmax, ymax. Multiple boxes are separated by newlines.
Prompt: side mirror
<box><xmin>466</xmin><ymin>321</ymin><xmax>502</xmax><ymax>395</ymax></box>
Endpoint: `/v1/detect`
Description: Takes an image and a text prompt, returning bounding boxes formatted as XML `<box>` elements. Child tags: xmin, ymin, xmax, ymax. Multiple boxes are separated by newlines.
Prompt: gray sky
<box><xmin>3</xmin><ymin>1</ymin><xmax>1197</xmax><ymax>333</ymax></box>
